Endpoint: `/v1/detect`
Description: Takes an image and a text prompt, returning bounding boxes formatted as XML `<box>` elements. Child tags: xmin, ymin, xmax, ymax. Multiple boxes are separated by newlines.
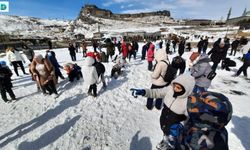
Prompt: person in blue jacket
<box><xmin>235</xmin><ymin>49</ymin><xmax>250</xmax><ymax>77</ymax></box>
<box><xmin>45</xmin><ymin>50</ymin><xmax>65</xmax><ymax>82</ymax></box>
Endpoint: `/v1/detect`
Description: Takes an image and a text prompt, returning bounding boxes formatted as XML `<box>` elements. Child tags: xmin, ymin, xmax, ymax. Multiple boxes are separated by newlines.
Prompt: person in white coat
<box><xmin>85</xmin><ymin>56</ymin><xmax>99</xmax><ymax>97</ymax></box>
<box><xmin>131</xmin><ymin>74</ymin><xmax>195</xmax><ymax>149</ymax></box>
<box><xmin>6</xmin><ymin>47</ymin><xmax>27</xmax><ymax>76</ymax></box>
<box><xmin>146</xmin><ymin>48</ymin><xmax>169</xmax><ymax>110</ymax></box>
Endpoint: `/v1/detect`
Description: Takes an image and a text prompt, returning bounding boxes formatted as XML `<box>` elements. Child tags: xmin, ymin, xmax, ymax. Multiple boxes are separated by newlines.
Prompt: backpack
<box><xmin>179</xmin><ymin>92</ymin><xmax>232</xmax><ymax>150</ymax></box>
<box><xmin>161</xmin><ymin>60</ymin><xmax>178</xmax><ymax>83</ymax></box>
<box><xmin>207</xmin><ymin>70</ymin><xmax>217</xmax><ymax>80</ymax></box>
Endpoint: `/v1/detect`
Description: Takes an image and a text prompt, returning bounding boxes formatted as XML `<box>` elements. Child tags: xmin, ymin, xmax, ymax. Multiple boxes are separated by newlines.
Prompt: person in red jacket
<box><xmin>121</xmin><ymin>41</ymin><xmax>128</xmax><ymax>60</ymax></box>
<box><xmin>147</xmin><ymin>43</ymin><xmax>155</xmax><ymax>71</ymax></box>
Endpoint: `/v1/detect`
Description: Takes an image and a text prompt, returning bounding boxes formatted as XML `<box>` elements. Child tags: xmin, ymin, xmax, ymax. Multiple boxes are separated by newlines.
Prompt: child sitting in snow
<box><xmin>111</xmin><ymin>55</ymin><xmax>125</xmax><ymax>79</ymax></box>
<box><xmin>64</xmin><ymin>63</ymin><xmax>83</xmax><ymax>82</ymax></box>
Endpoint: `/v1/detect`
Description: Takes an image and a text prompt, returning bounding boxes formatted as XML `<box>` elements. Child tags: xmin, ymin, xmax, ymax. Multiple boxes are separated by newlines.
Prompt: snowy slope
<box><xmin>0</xmin><ymin>14</ymin><xmax>69</xmax><ymax>39</ymax></box>
<box><xmin>0</xmin><ymin>43</ymin><xmax>249</xmax><ymax>150</ymax></box>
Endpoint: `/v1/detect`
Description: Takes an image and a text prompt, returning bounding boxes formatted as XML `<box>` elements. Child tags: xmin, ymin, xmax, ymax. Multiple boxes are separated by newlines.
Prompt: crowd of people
<box><xmin>0</xmin><ymin>34</ymin><xmax>249</xmax><ymax>150</ymax></box>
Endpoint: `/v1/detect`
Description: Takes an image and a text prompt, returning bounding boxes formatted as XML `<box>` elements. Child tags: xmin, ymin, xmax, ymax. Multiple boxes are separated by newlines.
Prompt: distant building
<box><xmin>227</xmin><ymin>10</ymin><xmax>250</xmax><ymax>29</ymax></box>
<box><xmin>185</xmin><ymin>19</ymin><xmax>212</xmax><ymax>26</ymax></box>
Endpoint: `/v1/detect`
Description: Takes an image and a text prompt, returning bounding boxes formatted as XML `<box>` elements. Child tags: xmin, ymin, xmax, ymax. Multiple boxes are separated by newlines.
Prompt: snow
<box><xmin>0</xmin><ymin>43</ymin><xmax>249</xmax><ymax>150</ymax></box>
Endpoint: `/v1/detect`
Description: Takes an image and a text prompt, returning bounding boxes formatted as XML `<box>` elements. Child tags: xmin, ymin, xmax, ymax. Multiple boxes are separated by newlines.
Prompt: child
<box><xmin>64</xmin><ymin>63</ymin><xmax>83</xmax><ymax>82</ymax></box>
<box><xmin>111</xmin><ymin>56</ymin><xmax>124</xmax><ymax>79</ymax></box>
<box><xmin>0</xmin><ymin>61</ymin><xmax>16</xmax><ymax>102</ymax></box>
<box><xmin>85</xmin><ymin>56</ymin><xmax>99</xmax><ymax>97</ymax></box>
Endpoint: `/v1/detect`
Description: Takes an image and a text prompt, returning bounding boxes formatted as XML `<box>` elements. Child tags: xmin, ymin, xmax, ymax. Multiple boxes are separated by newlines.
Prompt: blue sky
<box><xmin>2</xmin><ymin>0</ymin><xmax>250</xmax><ymax>20</ymax></box>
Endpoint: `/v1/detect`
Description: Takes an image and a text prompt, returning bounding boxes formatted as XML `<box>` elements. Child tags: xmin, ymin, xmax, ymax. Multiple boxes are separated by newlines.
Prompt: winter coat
<box><xmin>22</xmin><ymin>47</ymin><xmax>35</xmax><ymax>60</ymax></box>
<box><xmin>231</xmin><ymin>40</ymin><xmax>240</xmax><ymax>49</ymax></box>
<box><xmin>208</xmin><ymin>46</ymin><xmax>227</xmax><ymax>63</ymax></box>
<box><xmin>6</xmin><ymin>50</ymin><xmax>25</xmax><ymax>63</ymax></box>
<box><xmin>121</xmin><ymin>42</ymin><xmax>128</xmax><ymax>58</ymax></box>
<box><xmin>94</xmin><ymin>62</ymin><xmax>105</xmax><ymax>77</ymax></box>
<box><xmin>243</xmin><ymin>52</ymin><xmax>250</xmax><ymax>65</ymax></box>
<box><xmin>147</xmin><ymin>44</ymin><xmax>155</xmax><ymax>62</ymax></box>
<box><xmin>46</xmin><ymin>51</ymin><xmax>62</xmax><ymax>76</ymax></box>
<box><xmin>132</xmin><ymin>41</ymin><xmax>139</xmax><ymax>51</ymax></box>
<box><xmin>68</xmin><ymin>45</ymin><xmax>76</xmax><ymax>55</ymax></box>
<box><xmin>30</xmin><ymin>58</ymin><xmax>55</xmax><ymax>86</ymax></box>
<box><xmin>190</xmin><ymin>54</ymin><xmax>212</xmax><ymax>88</ymax></box>
<box><xmin>0</xmin><ymin>66</ymin><xmax>13</xmax><ymax>90</ymax></box>
<box><xmin>151</xmin><ymin>49</ymin><xmax>168</xmax><ymax>86</ymax></box>
<box><xmin>203</xmin><ymin>39</ymin><xmax>208</xmax><ymax>51</ymax></box>
<box><xmin>106</xmin><ymin>42</ymin><xmax>115</xmax><ymax>56</ymax></box>
<box><xmin>144</xmin><ymin>74</ymin><xmax>195</xmax><ymax>116</ymax></box>
<box><xmin>85</xmin><ymin>57</ymin><xmax>99</xmax><ymax>85</ymax></box>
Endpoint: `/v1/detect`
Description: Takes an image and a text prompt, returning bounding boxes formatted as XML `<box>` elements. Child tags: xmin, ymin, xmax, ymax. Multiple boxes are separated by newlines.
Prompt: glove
<box><xmin>9</xmin><ymin>63</ymin><xmax>13</xmax><ymax>66</ymax></box>
<box><xmin>130</xmin><ymin>88</ymin><xmax>145</xmax><ymax>98</ymax></box>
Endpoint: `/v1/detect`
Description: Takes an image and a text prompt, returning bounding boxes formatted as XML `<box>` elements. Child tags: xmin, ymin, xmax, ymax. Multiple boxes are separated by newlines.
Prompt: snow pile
<box><xmin>0</xmin><ymin>43</ymin><xmax>249</xmax><ymax>149</ymax></box>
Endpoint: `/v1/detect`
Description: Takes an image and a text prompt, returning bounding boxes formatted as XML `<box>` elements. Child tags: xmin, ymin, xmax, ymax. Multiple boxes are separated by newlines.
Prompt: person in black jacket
<box><xmin>141</xmin><ymin>41</ymin><xmax>149</xmax><ymax>60</ymax></box>
<box><xmin>94</xmin><ymin>59</ymin><xmax>107</xmax><ymax>88</ymax></box>
<box><xmin>0</xmin><ymin>61</ymin><xmax>16</xmax><ymax>102</ymax></box>
<box><xmin>68</xmin><ymin>43</ymin><xmax>76</xmax><ymax>61</ymax></box>
<box><xmin>178</xmin><ymin>38</ymin><xmax>186</xmax><ymax>56</ymax></box>
<box><xmin>171</xmin><ymin>56</ymin><xmax>186</xmax><ymax>75</ymax></box>
<box><xmin>230</xmin><ymin>39</ymin><xmax>240</xmax><ymax>56</ymax></box>
<box><xmin>197</xmin><ymin>38</ymin><xmax>204</xmax><ymax>53</ymax></box>
<box><xmin>208</xmin><ymin>40</ymin><xmax>228</xmax><ymax>71</ymax></box>
<box><xmin>202</xmin><ymin>36</ymin><xmax>209</xmax><ymax>54</ymax></box>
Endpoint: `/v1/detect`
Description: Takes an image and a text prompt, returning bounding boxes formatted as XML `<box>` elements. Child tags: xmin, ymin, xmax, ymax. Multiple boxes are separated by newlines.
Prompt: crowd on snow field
<box><xmin>0</xmin><ymin>35</ymin><xmax>250</xmax><ymax>150</ymax></box>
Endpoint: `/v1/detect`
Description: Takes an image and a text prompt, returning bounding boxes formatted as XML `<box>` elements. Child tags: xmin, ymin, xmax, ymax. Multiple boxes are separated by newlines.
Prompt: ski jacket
<box><xmin>85</xmin><ymin>57</ymin><xmax>99</xmax><ymax>85</ymax></box>
<box><xmin>190</xmin><ymin>54</ymin><xmax>212</xmax><ymax>88</ymax></box>
<box><xmin>151</xmin><ymin>49</ymin><xmax>168</xmax><ymax>86</ymax></box>
<box><xmin>121</xmin><ymin>42</ymin><xmax>128</xmax><ymax>58</ymax></box>
<box><xmin>145</xmin><ymin>74</ymin><xmax>195</xmax><ymax>116</ymax></box>
<box><xmin>147</xmin><ymin>43</ymin><xmax>155</xmax><ymax>62</ymax></box>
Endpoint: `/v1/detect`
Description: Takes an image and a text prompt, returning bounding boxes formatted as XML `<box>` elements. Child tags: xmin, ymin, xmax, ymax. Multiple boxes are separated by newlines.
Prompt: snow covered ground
<box><xmin>0</xmin><ymin>44</ymin><xmax>250</xmax><ymax>150</ymax></box>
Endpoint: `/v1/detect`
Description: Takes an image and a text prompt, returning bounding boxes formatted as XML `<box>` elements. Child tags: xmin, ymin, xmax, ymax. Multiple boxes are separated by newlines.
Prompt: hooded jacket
<box><xmin>145</xmin><ymin>74</ymin><xmax>195</xmax><ymax>116</ymax></box>
<box><xmin>85</xmin><ymin>57</ymin><xmax>99</xmax><ymax>85</ymax></box>
<box><xmin>151</xmin><ymin>49</ymin><xmax>169</xmax><ymax>86</ymax></box>
<box><xmin>190</xmin><ymin>54</ymin><xmax>212</xmax><ymax>88</ymax></box>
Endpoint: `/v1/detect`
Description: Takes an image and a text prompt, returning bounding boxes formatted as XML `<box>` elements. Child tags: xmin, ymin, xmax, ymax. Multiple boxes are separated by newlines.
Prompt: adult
<box><xmin>68</xmin><ymin>43</ymin><xmax>76</xmax><ymax>61</ymax></box>
<box><xmin>230</xmin><ymin>38</ymin><xmax>240</xmax><ymax>56</ymax></box>
<box><xmin>147</xmin><ymin>43</ymin><xmax>155</xmax><ymax>71</ymax></box>
<box><xmin>82</xmin><ymin>40</ymin><xmax>88</xmax><ymax>57</ymax></box>
<box><xmin>197</xmin><ymin>38</ymin><xmax>204</xmax><ymax>53</ymax></box>
<box><xmin>30</xmin><ymin>54</ymin><xmax>58</xmax><ymax>98</ymax></box>
<box><xmin>22</xmin><ymin>45</ymin><xmax>35</xmax><ymax>62</ymax></box>
<box><xmin>208</xmin><ymin>40</ymin><xmax>228</xmax><ymax>71</ymax></box>
<box><xmin>146</xmin><ymin>49</ymin><xmax>169</xmax><ymax>110</ymax></box>
<box><xmin>46</xmin><ymin>50</ymin><xmax>65</xmax><ymax>83</ymax></box>
<box><xmin>106</xmin><ymin>39</ymin><xmax>115</xmax><ymax>61</ymax></box>
<box><xmin>6</xmin><ymin>47</ymin><xmax>27</xmax><ymax>76</ymax></box>
<box><xmin>178</xmin><ymin>39</ymin><xmax>186</xmax><ymax>57</ymax></box>
<box><xmin>234</xmin><ymin>50</ymin><xmax>250</xmax><ymax>77</ymax></box>
<box><xmin>121</xmin><ymin>41</ymin><xmax>128</xmax><ymax>60</ymax></box>
<box><xmin>202</xmin><ymin>36</ymin><xmax>209</xmax><ymax>54</ymax></box>
<box><xmin>48</xmin><ymin>40</ymin><xmax>52</xmax><ymax>49</ymax></box>
<box><xmin>132</xmin><ymin>40</ymin><xmax>139</xmax><ymax>60</ymax></box>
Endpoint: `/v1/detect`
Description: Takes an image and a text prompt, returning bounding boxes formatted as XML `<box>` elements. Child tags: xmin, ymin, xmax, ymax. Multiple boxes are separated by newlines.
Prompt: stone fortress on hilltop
<box><xmin>78</xmin><ymin>4</ymin><xmax>171</xmax><ymax>20</ymax></box>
